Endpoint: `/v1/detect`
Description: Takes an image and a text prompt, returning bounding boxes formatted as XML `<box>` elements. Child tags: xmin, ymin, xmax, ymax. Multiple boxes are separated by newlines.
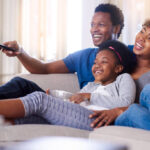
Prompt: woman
<box><xmin>90</xmin><ymin>19</ymin><xmax>150</xmax><ymax>130</ymax></box>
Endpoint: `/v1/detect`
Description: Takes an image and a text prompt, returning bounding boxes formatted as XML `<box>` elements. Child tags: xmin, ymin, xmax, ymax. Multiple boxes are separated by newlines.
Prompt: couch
<box><xmin>0</xmin><ymin>73</ymin><xmax>150</xmax><ymax>150</ymax></box>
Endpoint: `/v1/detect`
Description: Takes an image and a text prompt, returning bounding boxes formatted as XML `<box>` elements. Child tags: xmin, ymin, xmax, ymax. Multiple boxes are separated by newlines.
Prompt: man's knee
<box><xmin>11</xmin><ymin>77</ymin><xmax>26</xmax><ymax>83</ymax></box>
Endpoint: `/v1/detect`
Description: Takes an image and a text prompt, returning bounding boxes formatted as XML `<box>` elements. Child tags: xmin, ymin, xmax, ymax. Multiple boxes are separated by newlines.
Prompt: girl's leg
<box><xmin>15</xmin><ymin>115</ymin><xmax>49</xmax><ymax>124</ymax></box>
<box><xmin>0</xmin><ymin>98</ymin><xmax>25</xmax><ymax>118</ymax></box>
<box><xmin>139</xmin><ymin>84</ymin><xmax>150</xmax><ymax>110</ymax></box>
<box><xmin>115</xmin><ymin>104</ymin><xmax>150</xmax><ymax>130</ymax></box>
<box><xmin>20</xmin><ymin>91</ymin><xmax>94</xmax><ymax>130</ymax></box>
<box><xmin>0</xmin><ymin>97</ymin><xmax>52</xmax><ymax>125</ymax></box>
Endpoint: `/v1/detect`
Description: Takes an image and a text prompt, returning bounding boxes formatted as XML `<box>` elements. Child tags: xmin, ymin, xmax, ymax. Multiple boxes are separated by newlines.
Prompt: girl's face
<box><xmin>92</xmin><ymin>50</ymin><xmax>123</xmax><ymax>85</ymax></box>
<box><xmin>133</xmin><ymin>26</ymin><xmax>150</xmax><ymax>58</ymax></box>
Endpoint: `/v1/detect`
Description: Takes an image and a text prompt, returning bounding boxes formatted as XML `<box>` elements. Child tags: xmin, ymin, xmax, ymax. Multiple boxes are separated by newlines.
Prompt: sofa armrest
<box><xmin>17</xmin><ymin>73</ymin><xmax>80</xmax><ymax>93</ymax></box>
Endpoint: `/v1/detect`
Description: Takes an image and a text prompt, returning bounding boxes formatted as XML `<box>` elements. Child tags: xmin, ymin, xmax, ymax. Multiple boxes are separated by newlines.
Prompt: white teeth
<box><xmin>136</xmin><ymin>42</ymin><xmax>143</xmax><ymax>48</ymax></box>
<box><xmin>93</xmin><ymin>35</ymin><xmax>102</xmax><ymax>38</ymax></box>
<box><xmin>95</xmin><ymin>70</ymin><xmax>102</xmax><ymax>74</ymax></box>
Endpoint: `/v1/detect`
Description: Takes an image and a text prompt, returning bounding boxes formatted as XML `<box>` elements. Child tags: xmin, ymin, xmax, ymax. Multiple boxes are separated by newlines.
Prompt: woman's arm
<box><xmin>89</xmin><ymin>107</ymin><xmax>128</xmax><ymax>128</ymax></box>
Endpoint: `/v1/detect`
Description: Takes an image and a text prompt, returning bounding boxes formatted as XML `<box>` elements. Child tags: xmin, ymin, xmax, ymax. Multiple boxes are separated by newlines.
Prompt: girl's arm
<box><xmin>69</xmin><ymin>93</ymin><xmax>91</xmax><ymax>104</ymax></box>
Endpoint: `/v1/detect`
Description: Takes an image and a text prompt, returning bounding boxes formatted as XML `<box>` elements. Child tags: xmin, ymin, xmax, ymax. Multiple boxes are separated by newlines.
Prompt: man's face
<box><xmin>90</xmin><ymin>12</ymin><xmax>114</xmax><ymax>47</ymax></box>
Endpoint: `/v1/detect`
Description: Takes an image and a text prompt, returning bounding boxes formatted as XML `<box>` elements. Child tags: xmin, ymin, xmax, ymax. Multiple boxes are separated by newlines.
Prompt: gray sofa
<box><xmin>0</xmin><ymin>74</ymin><xmax>150</xmax><ymax>150</ymax></box>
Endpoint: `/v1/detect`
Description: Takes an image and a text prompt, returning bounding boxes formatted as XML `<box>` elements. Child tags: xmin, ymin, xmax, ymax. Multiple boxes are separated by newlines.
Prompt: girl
<box><xmin>0</xmin><ymin>40</ymin><xmax>136</xmax><ymax>130</ymax></box>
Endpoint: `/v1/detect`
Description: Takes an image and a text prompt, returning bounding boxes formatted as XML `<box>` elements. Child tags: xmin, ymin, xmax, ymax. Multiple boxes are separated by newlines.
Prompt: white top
<box><xmin>50</xmin><ymin>73</ymin><xmax>136</xmax><ymax>110</ymax></box>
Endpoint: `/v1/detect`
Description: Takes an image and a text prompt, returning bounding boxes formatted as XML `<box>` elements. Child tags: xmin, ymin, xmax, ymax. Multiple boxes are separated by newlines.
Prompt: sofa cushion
<box><xmin>0</xmin><ymin>124</ymin><xmax>89</xmax><ymax>142</ymax></box>
<box><xmin>89</xmin><ymin>126</ymin><xmax>150</xmax><ymax>150</ymax></box>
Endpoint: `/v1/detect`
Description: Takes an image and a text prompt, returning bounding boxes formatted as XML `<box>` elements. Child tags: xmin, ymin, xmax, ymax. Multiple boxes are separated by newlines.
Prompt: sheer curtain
<box><xmin>0</xmin><ymin>0</ymin><xmax>22</xmax><ymax>83</ymax></box>
<box><xmin>0</xmin><ymin>0</ymin><xmax>107</xmax><ymax>84</ymax></box>
<box><xmin>0</xmin><ymin>0</ymin><xmax>76</xmax><ymax>83</ymax></box>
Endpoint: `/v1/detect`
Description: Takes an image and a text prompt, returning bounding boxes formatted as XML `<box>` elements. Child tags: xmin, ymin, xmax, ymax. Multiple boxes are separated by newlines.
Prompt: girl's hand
<box><xmin>69</xmin><ymin>94</ymin><xmax>85</xmax><ymax>104</ymax></box>
<box><xmin>89</xmin><ymin>108</ymin><xmax>125</xmax><ymax>128</ymax></box>
<box><xmin>1</xmin><ymin>41</ymin><xmax>21</xmax><ymax>57</ymax></box>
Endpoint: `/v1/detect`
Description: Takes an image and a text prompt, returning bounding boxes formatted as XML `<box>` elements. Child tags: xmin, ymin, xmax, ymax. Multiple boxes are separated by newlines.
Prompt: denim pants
<box><xmin>115</xmin><ymin>84</ymin><xmax>150</xmax><ymax>130</ymax></box>
<box><xmin>0</xmin><ymin>77</ymin><xmax>45</xmax><ymax>99</ymax></box>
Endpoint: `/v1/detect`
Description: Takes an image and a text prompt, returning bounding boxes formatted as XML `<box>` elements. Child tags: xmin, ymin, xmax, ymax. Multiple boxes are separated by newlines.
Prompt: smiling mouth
<box><xmin>135</xmin><ymin>42</ymin><xmax>144</xmax><ymax>49</ymax></box>
<box><xmin>95</xmin><ymin>70</ymin><xmax>103</xmax><ymax>75</ymax></box>
<box><xmin>93</xmin><ymin>34</ymin><xmax>103</xmax><ymax>40</ymax></box>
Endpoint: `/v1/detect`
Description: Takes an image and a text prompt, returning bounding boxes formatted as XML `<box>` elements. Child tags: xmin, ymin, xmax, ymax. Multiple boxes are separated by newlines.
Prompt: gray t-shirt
<box><xmin>50</xmin><ymin>73</ymin><xmax>136</xmax><ymax>110</ymax></box>
<box><xmin>80</xmin><ymin>73</ymin><xmax>136</xmax><ymax>109</ymax></box>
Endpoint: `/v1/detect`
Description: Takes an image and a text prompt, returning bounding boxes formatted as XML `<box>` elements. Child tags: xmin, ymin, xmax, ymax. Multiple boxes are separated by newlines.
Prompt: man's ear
<box><xmin>113</xmin><ymin>25</ymin><xmax>121</xmax><ymax>35</ymax></box>
<box><xmin>115</xmin><ymin>65</ymin><xmax>124</xmax><ymax>74</ymax></box>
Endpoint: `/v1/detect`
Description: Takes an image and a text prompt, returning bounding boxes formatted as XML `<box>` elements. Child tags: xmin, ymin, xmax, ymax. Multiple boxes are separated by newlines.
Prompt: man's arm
<box><xmin>2</xmin><ymin>41</ymin><xmax>70</xmax><ymax>74</ymax></box>
<box><xmin>89</xmin><ymin>107</ymin><xmax>128</xmax><ymax>128</ymax></box>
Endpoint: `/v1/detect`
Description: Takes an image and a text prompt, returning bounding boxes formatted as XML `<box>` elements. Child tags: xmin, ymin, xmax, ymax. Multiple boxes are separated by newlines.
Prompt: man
<box><xmin>0</xmin><ymin>3</ymin><xmax>124</xmax><ymax>99</ymax></box>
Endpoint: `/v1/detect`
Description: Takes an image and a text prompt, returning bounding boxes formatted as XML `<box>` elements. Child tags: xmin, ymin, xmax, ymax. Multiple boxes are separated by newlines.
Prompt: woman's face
<box><xmin>133</xmin><ymin>26</ymin><xmax>150</xmax><ymax>58</ymax></box>
<box><xmin>92</xmin><ymin>50</ymin><xmax>123</xmax><ymax>85</ymax></box>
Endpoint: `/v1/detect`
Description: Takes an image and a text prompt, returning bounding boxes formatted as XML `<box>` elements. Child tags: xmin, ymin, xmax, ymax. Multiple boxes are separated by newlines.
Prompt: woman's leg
<box><xmin>0</xmin><ymin>77</ymin><xmax>45</xmax><ymax>99</ymax></box>
<box><xmin>115</xmin><ymin>85</ymin><xmax>150</xmax><ymax>130</ymax></box>
<box><xmin>139</xmin><ymin>84</ymin><xmax>150</xmax><ymax>110</ymax></box>
<box><xmin>115</xmin><ymin>104</ymin><xmax>150</xmax><ymax>130</ymax></box>
<box><xmin>20</xmin><ymin>91</ymin><xmax>94</xmax><ymax>130</ymax></box>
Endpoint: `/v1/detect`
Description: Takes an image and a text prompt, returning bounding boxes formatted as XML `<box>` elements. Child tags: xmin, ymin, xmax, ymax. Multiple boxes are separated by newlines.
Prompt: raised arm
<box><xmin>1</xmin><ymin>41</ymin><xmax>69</xmax><ymax>74</ymax></box>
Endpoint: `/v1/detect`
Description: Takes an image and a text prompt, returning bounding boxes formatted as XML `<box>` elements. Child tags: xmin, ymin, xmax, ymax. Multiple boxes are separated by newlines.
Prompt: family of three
<box><xmin>0</xmin><ymin>3</ymin><xmax>150</xmax><ymax>130</ymax></box>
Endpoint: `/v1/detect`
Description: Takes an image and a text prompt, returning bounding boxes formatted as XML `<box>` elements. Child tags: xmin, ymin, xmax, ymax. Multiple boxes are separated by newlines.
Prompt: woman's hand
<box><xmin>1</xmin><ymin>41</ymin><xmax>21</xmax><ymax>57</ymax></box>
<box><xmin>69</xmin><ymin>93</ymin><xmax>90</xmax><ymax>104</ymax></box>
<box><xmin>89</xmin><ymin>107</ymin><xmax>127</xmax><ymax>128</ymax></box>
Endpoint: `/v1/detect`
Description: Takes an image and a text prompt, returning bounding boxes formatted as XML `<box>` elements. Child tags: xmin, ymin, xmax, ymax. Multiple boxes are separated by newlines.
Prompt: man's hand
<box><xmin>89</xmin><ymin>107</ymin><xmax>126</xmax><ymax>128</ymax></box>
<box><xmin>1</xmin><ymin>41</ymin><xmax>21</xmax><ymax>57</ymax></box>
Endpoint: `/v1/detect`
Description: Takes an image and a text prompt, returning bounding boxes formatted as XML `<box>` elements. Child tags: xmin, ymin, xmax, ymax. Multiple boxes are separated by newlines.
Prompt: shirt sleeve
<box><xmin>63</xmin><ymin>54</ymin><xmax>76</xmax><ymax>73</ymax></box>
<box><xmin>90</xmin><ymin>73</ymin><xmax>136</xmax><ymax>109</ymax></box>
<box><xmin>79</xmin><ymin>83</ymin><xmax>91</xmax><ymax>93</ymax></box>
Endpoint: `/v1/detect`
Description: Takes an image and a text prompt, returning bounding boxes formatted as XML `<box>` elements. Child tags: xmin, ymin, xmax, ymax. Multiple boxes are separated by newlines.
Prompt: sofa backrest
<box><xmin>19</xmin><ymin>73</ymin><xmax>80</xmax><ymax>93</ymax></box>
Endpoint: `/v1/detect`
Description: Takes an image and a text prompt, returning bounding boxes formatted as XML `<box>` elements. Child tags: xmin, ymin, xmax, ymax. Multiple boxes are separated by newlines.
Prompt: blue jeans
<box><xmin>115</xmin><ymin>84</ymin><xmax>150</xmax><ymax>130</ymax></box>
<box><xmin>0</xmin><ymin>77</ymin><xmax>45</xmax><ymax>99</ymax></box>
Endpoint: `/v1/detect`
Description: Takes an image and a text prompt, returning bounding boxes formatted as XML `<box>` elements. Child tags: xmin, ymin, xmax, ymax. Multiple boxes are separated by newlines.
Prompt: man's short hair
<box><xmin>95</xmin><ymin>3</ymin><xmax>124</xmax><ymax>38</ymax></box>
<box><xmin>143</xmin><ymin>19</ymin><xmax>150</xmax><ymax>28</ymax></box>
